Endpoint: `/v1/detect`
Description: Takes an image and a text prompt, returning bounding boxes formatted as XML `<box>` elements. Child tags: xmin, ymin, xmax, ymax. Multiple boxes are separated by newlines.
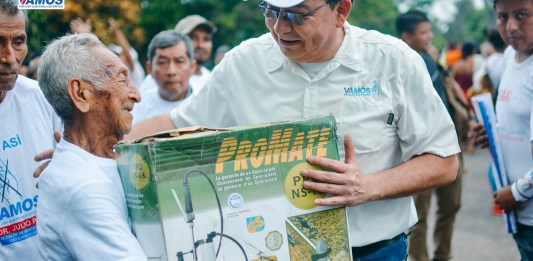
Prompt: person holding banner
<box><xmin>472</xmin><ymin>0</ymin><xmax>533</xmax><ymax>259</ymax></box>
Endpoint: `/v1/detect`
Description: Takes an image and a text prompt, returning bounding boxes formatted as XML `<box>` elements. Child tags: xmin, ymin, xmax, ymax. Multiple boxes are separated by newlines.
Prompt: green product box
<box><xmin>115</xmin><ymin>116</ymin><xmax>352</xmax><ymax>261</ymax></box>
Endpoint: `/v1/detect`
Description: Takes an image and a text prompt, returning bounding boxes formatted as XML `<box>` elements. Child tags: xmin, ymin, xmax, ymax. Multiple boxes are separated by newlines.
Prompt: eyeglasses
<box><xmin>259</xmin><ymin>2</ymin><xmax>328</xmax><ymax>25</ymax></box>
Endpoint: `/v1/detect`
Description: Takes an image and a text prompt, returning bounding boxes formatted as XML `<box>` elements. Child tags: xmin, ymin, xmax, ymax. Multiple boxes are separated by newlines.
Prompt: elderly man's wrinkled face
<box><xmin>89</xmin><ymin>47</ymin><xmax>141</xmax><ymax>139</ymax></box>
<box><xmin>0</xmin><ymin>11</ymin><xmax>27</xmax><ymax>93</ymax></box>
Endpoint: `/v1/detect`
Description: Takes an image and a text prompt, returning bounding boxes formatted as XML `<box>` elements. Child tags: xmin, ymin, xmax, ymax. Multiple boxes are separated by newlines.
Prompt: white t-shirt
<box><xmin>138</xmin><ymin>66</ymin><xmax>210</xmax><ymax>99</ymax></box>
<box><xmin>0</xmin><ymin>75</ymin><xmax>61</xmax><ymax>260</ymax></box>
<box><xmin>497</xmin><ymin>48</ymin><xmax>533</xmax><ymax>225</ymax></box>
<box><xmin>170</xmin><ymin>23</ymin><xmax>460</xmax><ymax>246</ymax></box>
<box><xmin>189</xmin><ymin>66</ymin><xmax>211</xmax><ymax>95</ymax></box>
<box><xmin>132</xmin><ymin>87</ymin><xmax>191</xmax><ymax>125</ymax></box>
<box><xmin>37</xmin><ymin>139</ymin><xmax>146</xmax><ymax>260</ymax></box>
<box><xmin>485</xmin><ymin>52</ymin><xmax>506</xmax><ymax>88</ymax></box>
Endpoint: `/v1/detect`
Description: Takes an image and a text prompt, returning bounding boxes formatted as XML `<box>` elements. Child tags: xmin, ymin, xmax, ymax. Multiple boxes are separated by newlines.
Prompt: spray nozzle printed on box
<box><xmin>115</xmin><ymin>116</ymin><xmax>352</xmax><ymax>261</ymax></box>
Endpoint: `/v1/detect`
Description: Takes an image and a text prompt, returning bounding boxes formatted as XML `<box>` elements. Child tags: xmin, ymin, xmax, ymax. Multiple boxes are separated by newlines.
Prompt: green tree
<box><xmin>447</xmin><ymin>0</ymin><xmax>490</xmax><ymax>44</ymax></box>
<box><xmin>349</xmin><ymin>0</ymin><xmax>400</xmax><ymax>36</ymax></box>
<box><xmin>139</xmin><ymin>0</ymin><xmax>265</xmax><ymax>64</ymax></box>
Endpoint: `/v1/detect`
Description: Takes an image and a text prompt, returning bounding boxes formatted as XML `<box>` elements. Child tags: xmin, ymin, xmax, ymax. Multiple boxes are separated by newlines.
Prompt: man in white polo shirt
<box><xmin>133</xmin><ymin>0</ymin><xmax>460</xmax><ymax>259</ymax></box>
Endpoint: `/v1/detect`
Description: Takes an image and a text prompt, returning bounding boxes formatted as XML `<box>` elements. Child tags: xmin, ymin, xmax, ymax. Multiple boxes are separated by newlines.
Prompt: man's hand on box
<box><xmin>33</xmin><ymin>131</ymin><xmax>61</xmax><ymax>186</ymax></box>
<box><xmin>300</xmin><ymin>133</ymin><xmax>376</xmax><ymax>207</ymax></box>
<box><xmin>494</xmin><ymin>185</ymin><xmax>520</xmax><ymax>212</ymax></box>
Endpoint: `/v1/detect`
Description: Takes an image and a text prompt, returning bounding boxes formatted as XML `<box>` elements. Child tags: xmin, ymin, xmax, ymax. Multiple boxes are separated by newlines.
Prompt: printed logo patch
<box><xmin>18</xmin><ymin>0</ymin><xmax>64</xmax><ymax>9</ymax></box>
<box><xmin>246</xmin><ymin>216</ymin><xmax>265</xmax><ymax>233</ymax></box>
<box><xmin>344</xmin><ymin>80</ymin><xmax>380</xmax><ymax>97</ymax></box>
<box><xmin>227</xmin><ymin>193</ymin><xmax>244</xmax><ymax>210</ymax></box>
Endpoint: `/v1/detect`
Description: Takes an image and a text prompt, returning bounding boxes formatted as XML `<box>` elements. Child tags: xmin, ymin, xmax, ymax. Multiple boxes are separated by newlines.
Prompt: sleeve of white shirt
<box><xmin>169</xmin><ymin>52</ymin><xmax>236</xmax><ymax>128</ymax></box>
<box><xmin>60</xmin><ymin>180</ymin><xmax>147</xmax><ymax>261</ymax></box>
<box><xmin>512</xmin><ymin>168</ymin><xmax>533</xmax><ymax>202</ymax></box>
<box><xmin>395</xmin><ymin>51</ymin><xmax>460</xmax><ymax>162</ymax></box>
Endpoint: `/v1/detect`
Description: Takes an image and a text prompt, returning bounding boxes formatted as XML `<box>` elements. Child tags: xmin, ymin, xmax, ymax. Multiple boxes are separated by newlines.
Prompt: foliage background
<box><xmin>25</xmin><ymin>0</ymin><xmax>496</xmax><ymax>66</ymax></box>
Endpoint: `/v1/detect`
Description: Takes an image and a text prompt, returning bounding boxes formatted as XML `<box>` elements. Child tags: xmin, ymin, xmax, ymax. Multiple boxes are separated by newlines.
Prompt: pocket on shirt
<box><xmin>339</xmin><ymin>100</ymin><xmax>396</xmax><ymax>154</ymax></box>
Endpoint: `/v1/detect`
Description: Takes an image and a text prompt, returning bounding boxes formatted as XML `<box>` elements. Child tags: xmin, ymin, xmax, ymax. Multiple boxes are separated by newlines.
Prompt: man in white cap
<box><xmin>118</xmin><ymin>0</ymin><xmax>459</xmax><ymax>259</ymax></box>
<box><xmin>175</xmin><ymin>14</ymin><xmax>217</xmax><ymax>94</ymax></box>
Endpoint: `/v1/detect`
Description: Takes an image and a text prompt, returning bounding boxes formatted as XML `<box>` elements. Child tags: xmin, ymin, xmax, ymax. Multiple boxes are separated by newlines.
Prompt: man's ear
<box><xmin>145</xmin><ymin>61</ymin><xmax>152</xmax><ymax>74</ymax></box>
<box><xmin>401</xmin><ymin>32</ymin><xmax>412</xmax><ymax>45</ymax></box>
<box><xmin>336</xmin><ymin>0</ymin><xmax>352</xmax><ymax>27</ymax></box>
<box><xmin>67</xmin><ymin>79</ymin><xmax>92</xmax><ymax>113</ymax></box>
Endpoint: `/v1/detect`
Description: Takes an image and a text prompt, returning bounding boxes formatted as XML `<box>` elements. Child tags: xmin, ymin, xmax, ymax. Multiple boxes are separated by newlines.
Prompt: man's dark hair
<box><xmin>493</xmin><ymin>0</ymin><xmax>533</xmax><ymax>8</ymax></box>
<box><xmin>486</xmin><ymin>27</ymin><xmax>506</xmax><ymax>50</ymax></box>
<box><xmin>396</xmin><ymin>10</ymin><xmax>429</xmax><ymax>36</ymax></box>
<box><xmin>0</xmin><ymin>0</ymin><xmax>28</xmax><ymax>28</ymax></box>
<box><xmin>461</xmin><ymin>41</ymin><xmax>477</xmax><ymax>59</ymax></box>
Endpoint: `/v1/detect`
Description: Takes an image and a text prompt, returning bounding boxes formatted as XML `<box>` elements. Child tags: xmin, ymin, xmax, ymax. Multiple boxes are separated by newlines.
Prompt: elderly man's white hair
<box><xmin>38</xmin><ymin>33</ymin><xmax>107</xmax><ymax>123</ymax></box>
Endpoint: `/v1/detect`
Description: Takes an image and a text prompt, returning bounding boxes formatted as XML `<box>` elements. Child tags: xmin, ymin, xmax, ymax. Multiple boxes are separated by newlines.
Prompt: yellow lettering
<box><xmin>288</xmin><ymin>149</ymin><xmax>304</xmax><ymax>161</ymax></box>
<box><xmin>306</xmin><ymin>129</ymin><xmax>320</xmax><ymax>150</ymax></box>
<box><xmin>316</xmin><ymin>127</ymin><xmax>331</xmax><ymax>157</ymax></box>
<box><xmin>216</xmin><ymin>137</ymin><xmax>238</xmax><ymax>174</ymax></box>
<box><xmin>234</xmin><ymin>141</ymin><xmax>251</xmax><ymax>171</ymax></box>
<box><xmin>250</xmin><ymin>138</ymin><xmax>268</xmax><ymax>168</ymax></box>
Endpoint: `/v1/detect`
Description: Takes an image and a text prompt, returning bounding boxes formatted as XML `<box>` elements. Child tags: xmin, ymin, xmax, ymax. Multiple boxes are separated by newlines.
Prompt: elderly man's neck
<box><xmin>63</xmin><ymin>124</ymin><xmax>119</xmax><ymax>159</ymax></box>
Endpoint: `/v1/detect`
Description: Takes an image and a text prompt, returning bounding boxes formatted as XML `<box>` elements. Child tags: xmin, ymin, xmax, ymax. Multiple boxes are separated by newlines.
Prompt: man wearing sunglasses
<box><xmin>123</xmin><ymin>0</ymin><xmax>458</xmax><ymax>259</ymax></box>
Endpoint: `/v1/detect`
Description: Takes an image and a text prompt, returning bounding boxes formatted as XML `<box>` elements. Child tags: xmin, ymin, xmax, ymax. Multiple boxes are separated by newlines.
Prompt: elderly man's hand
<box><xmin>494</xmin><ymin>185</ymin><xmax>520</xmax><ymax>213</ymax></box>
<box><xmin>33</xmin><ymin>131</ymin><xmax>61</xmax><ymax>184</ymax></box>
<box><xmin>469</xmin><ymin>123</ymin><xmax>489</xmax><ymax>149</ymax></box>
<box><xmin>300</xmin><ymin>133</ymin><xmax>376</xmax><ymax>207</ymax></box>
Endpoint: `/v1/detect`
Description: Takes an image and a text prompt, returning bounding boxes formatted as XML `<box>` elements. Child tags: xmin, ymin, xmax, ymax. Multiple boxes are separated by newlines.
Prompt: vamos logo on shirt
<box><xmin>18</xmin><ymin>0</ymin><xmax>64</xmax><ymax>9</ymax></box>
<box><xmin>344</xmin><ymin>80</ymin><xmax>380</xmax><ymax>97</ymax></box>
<box><xmin>0</xmin><ymin>197</ymin><xmax>38</xmax><ymax>245</ymax></box>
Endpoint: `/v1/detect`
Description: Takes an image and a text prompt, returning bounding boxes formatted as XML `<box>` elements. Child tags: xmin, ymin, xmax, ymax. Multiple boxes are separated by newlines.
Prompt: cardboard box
<box><xmin>115</xmin><ymin>116</ymin><xmax>351</xmax><ymax>261</ymax></box>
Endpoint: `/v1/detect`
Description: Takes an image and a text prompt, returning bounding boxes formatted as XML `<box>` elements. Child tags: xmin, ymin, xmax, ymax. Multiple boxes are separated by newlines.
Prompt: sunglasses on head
<box><xmin>259</xmin><ymin>2</ymin><xmax>328</xmax><ymax>25</ymax></box>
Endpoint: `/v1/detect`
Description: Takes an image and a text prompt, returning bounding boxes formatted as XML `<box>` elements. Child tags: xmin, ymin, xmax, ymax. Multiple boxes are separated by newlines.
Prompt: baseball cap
<box><xmin>175</xmin><ymin>15</ymin><xmax>217</xmax><ymax>35</ymax></box>
<box><xmin>264</xmin><ymin>0</ymin><xmax>354</xmax><ymax>8</ymax></box>
<box><xmin>264</xmin><ymin>0</ymin><xmax>304</xmax><ymax>8</ymax></box>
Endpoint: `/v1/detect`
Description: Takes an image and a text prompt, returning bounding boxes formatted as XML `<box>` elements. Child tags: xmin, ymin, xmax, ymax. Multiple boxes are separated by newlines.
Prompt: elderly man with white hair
<box><xmin>36</xmin><ymin>33</ymin><xmax>146</xmax><ymax>261</ymax></box>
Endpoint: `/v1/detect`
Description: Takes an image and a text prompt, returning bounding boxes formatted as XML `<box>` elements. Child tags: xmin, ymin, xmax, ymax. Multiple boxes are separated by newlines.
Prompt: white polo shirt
<box><xmin>170</xmin><ymin>23</ymin><xmax>460</xmax><ymax>246</ymax></box>
<box><xmin>189</xmin><ymin>66</ymin><xmax>211</xmax><ymax>95</ymax></box>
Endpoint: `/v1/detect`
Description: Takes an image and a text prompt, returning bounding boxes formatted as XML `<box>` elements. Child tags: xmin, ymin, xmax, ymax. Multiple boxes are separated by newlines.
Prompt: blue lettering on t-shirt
<box><xmin>0</xmin><ymin>196</ymin><xmax>38</xmax><ymax>221</ymax></box>
<box><xmin>2</xmin><ymin>134</ymin><xmax>22</xmax><ymax>151</ymax></box>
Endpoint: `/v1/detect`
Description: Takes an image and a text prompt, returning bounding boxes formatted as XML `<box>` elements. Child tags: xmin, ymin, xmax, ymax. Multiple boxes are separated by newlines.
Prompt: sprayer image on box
<box><xmin>172</xmin><ymin>169</ymin><xmax>249</xmax><ymax>261</ymax></box>
<box><xmin>115</xmin><ymin>116</ymin><xmax>353</xmax><ymax>261</ymax></box>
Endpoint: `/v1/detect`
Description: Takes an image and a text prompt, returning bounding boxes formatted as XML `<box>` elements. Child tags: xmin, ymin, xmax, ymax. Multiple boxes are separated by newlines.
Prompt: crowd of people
<box><xmin>0</xmin><ymin>0</ymin><xmax>531</xmax><ymax>260</ymax></box>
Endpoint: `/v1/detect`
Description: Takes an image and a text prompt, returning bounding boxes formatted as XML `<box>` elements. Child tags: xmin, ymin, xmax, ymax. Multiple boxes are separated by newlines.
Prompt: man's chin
<box><xmin>0</xmin><ymin>80</ymin><xmax>17</xmax><ymax>92</ymax></box>
<box><xmin>195</xmin><ymin>58</ymin><xmax>208</xmax><ymax>66</ymax></box>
